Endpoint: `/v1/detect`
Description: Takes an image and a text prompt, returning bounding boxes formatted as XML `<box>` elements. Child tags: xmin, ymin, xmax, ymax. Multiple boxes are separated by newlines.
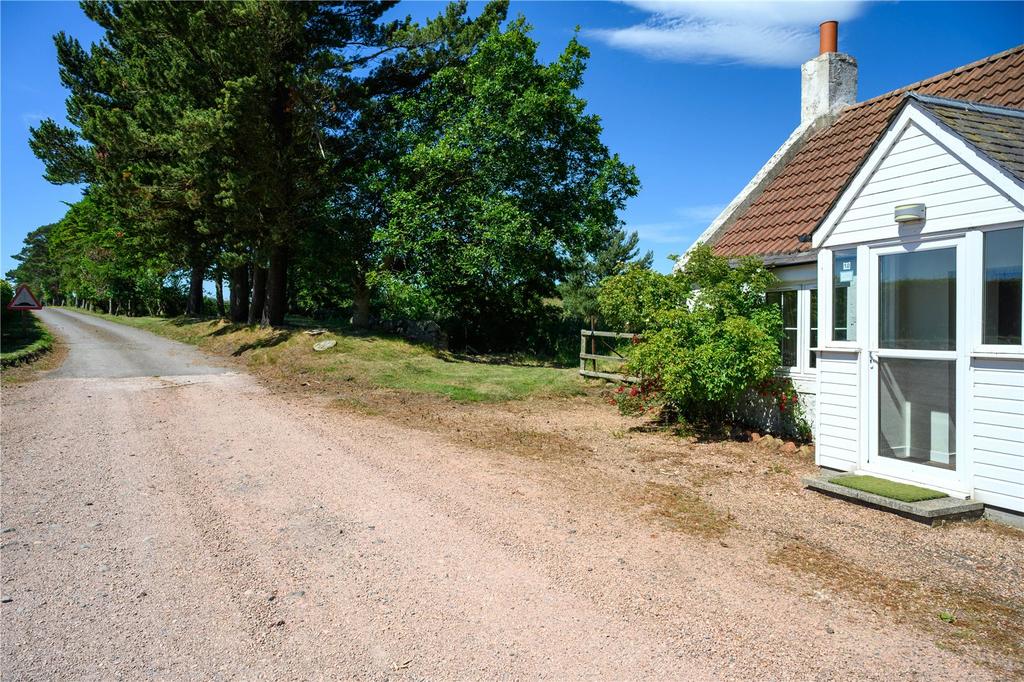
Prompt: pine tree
<box><xmin>559</xmin><ymin>223</ymin><xmax>653</xmax><ymax>329</ymax></box>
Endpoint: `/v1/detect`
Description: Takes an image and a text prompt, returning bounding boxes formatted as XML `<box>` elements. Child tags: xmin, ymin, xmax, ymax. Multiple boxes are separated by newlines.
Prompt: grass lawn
<box><xmin>1</xmin><ymin>313</ymin><xmax>53</xmax><ymax>367</ymax></box>
<box><xmin>71</xmin><ymin>309</ymin><xmax>586</xmax><ymax>403</ymax></box>
<box><xmin>832</xmin><ymin>474</ymin><xmax>948</xmax><ymax>502</ymax></box>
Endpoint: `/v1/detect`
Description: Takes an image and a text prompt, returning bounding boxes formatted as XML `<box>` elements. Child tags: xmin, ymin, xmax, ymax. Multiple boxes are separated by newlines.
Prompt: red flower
<box><xmin>629</xmin><ymin>387</ymin><xmax>639</xmax><ymax>397</ymax></box>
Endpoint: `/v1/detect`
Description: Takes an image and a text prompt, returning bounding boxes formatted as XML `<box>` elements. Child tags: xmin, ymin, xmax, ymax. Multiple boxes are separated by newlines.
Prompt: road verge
<box><xmin>1</xmin><ymin>313</ymin><xmax>55</xmax><ymax>368</ymax></box>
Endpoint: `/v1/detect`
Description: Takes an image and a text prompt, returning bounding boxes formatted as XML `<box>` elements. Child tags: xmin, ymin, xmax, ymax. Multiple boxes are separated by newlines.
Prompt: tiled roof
<box><xmin>916</xmin><ymin>95</ymin><xmax>1024</xmax><ymax>183</ymax></box>
<box><xmin>710</xmin><ymin>45</ymin><xmax>1024</xmax><ymax>258</ymax></box>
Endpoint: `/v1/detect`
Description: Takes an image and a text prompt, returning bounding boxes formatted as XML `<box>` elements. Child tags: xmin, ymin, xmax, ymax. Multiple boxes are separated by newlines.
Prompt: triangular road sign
<box><xmin>7</xmin><ymin>284</ymin><xmax>42</xmax><ymax>311</ymax></box>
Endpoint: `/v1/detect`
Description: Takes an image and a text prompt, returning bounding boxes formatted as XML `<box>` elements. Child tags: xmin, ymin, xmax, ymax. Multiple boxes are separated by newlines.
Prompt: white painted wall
<box><xmin>821</xmin><ymin>120</ymin><xmax>1024</xmax><ymax>249</ymax></box>
<box><xmin>815</xmin><ymin>351</ymin><xmax>860</xmax><ymax>471</ymax></box>
<box><xmin>772</xmin><ymin>262</ymin><xmax>816</xmax><ymax>285</ymax></box>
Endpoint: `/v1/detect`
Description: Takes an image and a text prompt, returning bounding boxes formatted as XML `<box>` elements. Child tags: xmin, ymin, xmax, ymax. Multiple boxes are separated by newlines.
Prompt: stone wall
<box><xmin>374</xmin><ymin>318</ymin><xmax>448</xmax><ymax>350</ymax></box>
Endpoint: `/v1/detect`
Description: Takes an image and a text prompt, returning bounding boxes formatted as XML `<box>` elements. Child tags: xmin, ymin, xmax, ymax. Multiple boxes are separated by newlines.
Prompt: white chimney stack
<box><xmin>801</xmin><ymin>21</ymin><xmax>857</xmax><ymax>124</ymax></box>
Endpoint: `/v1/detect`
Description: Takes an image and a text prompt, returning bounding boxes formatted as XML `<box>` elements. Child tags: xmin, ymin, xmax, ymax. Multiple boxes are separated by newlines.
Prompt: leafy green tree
<box><xmin>7</xmin><ymin>194</ymin><xmax>180</xmax><ymax>316</ymax></box>
<box><xmin>30</xmin><ymin>2</ymin><xmax>221</xmax><ymax>314</ymax></box>
<box><xmin>6</xmin><ymin>223</ymin><xmax>59</xmax><ymax>304</ymax></box>
<box><xmin>31</xmin><ymin>1</ymin><xmax>412</xmax><ymax>325</ymax></box>
<box><xmin>0</xmin><ymin>281</ymin><xmax>14</xmax><ymax>330</ymax></box>
<box><xmin>23</xmin><ymin>0</ymin><xmax>637</xmax><ymax>354</ymax></box>
<box><xmin>598</xmin><ymin>245</ymin><xmax>781</xmax><ymax>425</ymax></box>
<box><xmin>303</xmin><ymin>0</ymin><xmax>510</xmax><ymax>327</ymax></box>
<box><xmin>374</xmin><ymin>18</ymin><xmax>639</xmax><ymax>347</ymax></box>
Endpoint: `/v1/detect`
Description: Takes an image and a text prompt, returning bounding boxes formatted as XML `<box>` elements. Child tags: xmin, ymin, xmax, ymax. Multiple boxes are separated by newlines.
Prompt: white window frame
<box><xmin>818</xmin><ymin>246</ymin><xmax>864</xmax><ymax>350</ymax></box>
<box><xmin>769</xmin><ymin>284</ymin><xmax>818</xmax><ymax>377</ymax></box>
<box><xmin>970</xmin><ymin>224</ymin><xmax>1024</xmax><ymax>357</ymax></box>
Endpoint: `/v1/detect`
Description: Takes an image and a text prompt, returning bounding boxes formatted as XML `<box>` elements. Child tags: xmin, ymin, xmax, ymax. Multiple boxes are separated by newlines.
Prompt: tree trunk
<box><xmin>186</xmin><ymin>261</ymin><xmax>204</xmax><ymax>316</ymax></box>
<box><xmin>229</xmin><ymin>264</ymin><xmax>250</xmax><ymax>323</ymax></box>
<box><xmin>249</xmin><ymin>265</ymin><xmax>267</xmax><ymax>325</ymax></box>
<box><xmin>261</xmin><ymin>245</ymin><xmax>288</xmax><ymax>327</ymax></box>
<box><xmin>351</xmin><ymin>271</ymin><xmax>371</xmax><ymax>328</ymax></box>
<box><xmin>214</xmin><ymin>268</ymin><xmax>226</xmax><ymax>318</ymax></box>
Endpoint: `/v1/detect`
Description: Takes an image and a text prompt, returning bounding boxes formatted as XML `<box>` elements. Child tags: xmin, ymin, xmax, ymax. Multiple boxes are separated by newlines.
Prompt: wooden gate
<box><xmin>579</xmin><ymin>330</ymin><xmax>640</xmax><ymax>383</ymax></box>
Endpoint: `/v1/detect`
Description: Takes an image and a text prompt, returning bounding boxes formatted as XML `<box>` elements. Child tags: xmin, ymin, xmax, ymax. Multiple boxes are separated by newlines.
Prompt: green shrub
<box><xmin>598</xmin><ymin>245</ymin><xmax>781</xmax><ymax>426</ymax></box>
<box><xmin>597</xmin><ymin>266</ymin><xmax>685</xmax><ymax>332</ymax></box>
<box><xmin>1</xmin><ymin>281</ymin><xmax>15</xmax><ymax>329</ymax></box>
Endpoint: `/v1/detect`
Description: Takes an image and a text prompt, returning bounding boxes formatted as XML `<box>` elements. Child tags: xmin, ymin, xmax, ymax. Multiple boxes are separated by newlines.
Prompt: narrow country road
<box><xmin>1</xmin><ymin>308</ymin><xmax>991</xmax><ymax>679</ymax></box>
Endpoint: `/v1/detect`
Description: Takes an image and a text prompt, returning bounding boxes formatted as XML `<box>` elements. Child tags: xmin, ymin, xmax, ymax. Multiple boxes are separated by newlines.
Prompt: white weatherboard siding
<box><xmin>810</xmin><ymin>100</ymin><xmax>1024</xmax><ymax>513</ymax></box>
<box><xmin>971</xmin><ymin>357</ymin><xmax>1024</xmax><ymax>511</ymax></box>
<box><xmin>822</xmin><ymin>120</ymin><xmax>1024</xmax><ymax>248</ymax></box>
<box><xmin>815</xmin><ymin>351</ymin><xmax>859</xmax><ymax>471</ymax></box>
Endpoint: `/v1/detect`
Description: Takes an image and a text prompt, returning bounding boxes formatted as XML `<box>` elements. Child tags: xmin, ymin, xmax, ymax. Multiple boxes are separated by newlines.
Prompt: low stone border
<box><xmin>802</xmin><ymin>470</ymin><xmax>984</xmax><ymax>525</ymax></box>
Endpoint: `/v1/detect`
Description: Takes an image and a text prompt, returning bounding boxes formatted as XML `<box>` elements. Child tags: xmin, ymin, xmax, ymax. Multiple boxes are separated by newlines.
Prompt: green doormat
<box><xmin>832</xmin><ymin>475</ymin><xmax>948</xmax><ymax>503</ymax></box>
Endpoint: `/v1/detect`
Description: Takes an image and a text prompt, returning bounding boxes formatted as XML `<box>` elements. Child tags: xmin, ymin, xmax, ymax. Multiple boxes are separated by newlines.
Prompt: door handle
<box><xmin>868</xmin><ymin>351</ymin><xmax>878</xmax><ymax>367</ymax></box>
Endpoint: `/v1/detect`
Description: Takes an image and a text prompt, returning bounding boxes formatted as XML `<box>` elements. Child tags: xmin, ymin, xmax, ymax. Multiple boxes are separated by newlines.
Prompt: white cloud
<box><xmin>591</xmin><ymin>1</ymin><xmax>867</xmax><ymax>67</ymax></box>
<box><xmin>625</xmin><ymin>1</ymin><xmax>866</xmax><ymax>25</ymax></box>
<box><xmin>676</xmin><ymin>203</ymin><xmax>727</xmax><ymax>223</ymax></box>
<box><xmin>628</xmin><ymin>221</ymin><xmax>686</xmax><ymax>245</ymax></box>
<box><xmin>20</xmin><ymin>112</ymin><xmax>45</xmax><ymax>128</ymax></box>
<box><xmin>628</xmin><ymin>204</ymin><xmax>726</xmax><ymax>244</ymax></box>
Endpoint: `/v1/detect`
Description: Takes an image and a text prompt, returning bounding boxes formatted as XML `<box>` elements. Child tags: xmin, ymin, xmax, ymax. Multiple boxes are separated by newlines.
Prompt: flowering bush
<box><xmin>606</xmin><ymin>379</ymin><xmax>663</xmax><ymax>417</ymax></box>
<box><xmin>754</xmin><ymin>377</ymin><xmax>812</xmax><ymax>441</ymax></box>
<box><xmin>598</xmin><ymin>245</ymin><xmax>782</xmax><ymax>427</ymax></box>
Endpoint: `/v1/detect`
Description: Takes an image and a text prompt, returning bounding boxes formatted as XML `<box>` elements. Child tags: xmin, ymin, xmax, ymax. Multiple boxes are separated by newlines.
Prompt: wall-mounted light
<box><xmin>894</xmin><ymin>203</ymin><xmax>926</xmax><ymax>223</ymax></box>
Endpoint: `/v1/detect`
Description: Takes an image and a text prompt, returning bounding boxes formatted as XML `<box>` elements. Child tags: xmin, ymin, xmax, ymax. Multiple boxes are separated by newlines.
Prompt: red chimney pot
<box><xmin>819</xmin><ymin>20</ymin><xmax>838</xmax><ymax>55</ymax></box>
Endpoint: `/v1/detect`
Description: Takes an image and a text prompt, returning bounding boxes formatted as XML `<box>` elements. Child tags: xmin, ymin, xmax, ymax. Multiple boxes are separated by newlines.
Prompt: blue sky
<box><xmin>2</xmin><ymin>1</ymin><xmax>1022</xmax><ymax>278</ymax></box>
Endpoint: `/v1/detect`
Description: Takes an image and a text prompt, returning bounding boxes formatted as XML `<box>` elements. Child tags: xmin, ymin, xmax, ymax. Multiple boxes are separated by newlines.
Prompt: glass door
<box><xmin>866</xmin><ymin>237</ymin><xmax>967</xmax><ymax>493</ymax></box>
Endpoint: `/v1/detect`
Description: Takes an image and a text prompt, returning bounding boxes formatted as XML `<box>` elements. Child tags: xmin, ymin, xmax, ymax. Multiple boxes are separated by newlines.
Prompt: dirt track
<box><xmin>0</xmin><ymin>308</ymin><xmax>1009</xmax><ymax>679</ymax></box>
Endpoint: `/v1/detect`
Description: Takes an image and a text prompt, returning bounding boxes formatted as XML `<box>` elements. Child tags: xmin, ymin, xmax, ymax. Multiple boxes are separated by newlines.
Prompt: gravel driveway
<box><xmin>0</xmin><ymin>308</ymin><xmax>1008</xmax><ymax>679</ymax></box>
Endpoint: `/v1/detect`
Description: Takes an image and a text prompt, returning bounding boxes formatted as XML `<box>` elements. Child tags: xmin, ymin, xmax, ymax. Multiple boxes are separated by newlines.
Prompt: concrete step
<box><xmin>802</xmin><ymin>471</ymin><xmax>984</xmax><ymax>525</ymax></box>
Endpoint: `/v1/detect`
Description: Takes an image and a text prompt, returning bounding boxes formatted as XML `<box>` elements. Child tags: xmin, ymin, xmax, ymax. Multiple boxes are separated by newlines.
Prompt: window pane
<box><xmin>768</xmin><ymin>290</ymin><xmax>799</xmax><ymax>367</ymax></box>
<box><xmin>782</xmin><ymin>329</ymin><xmax>798</xmax><ymax>367</ymax></box>
<box><xmin>878</xmin><ymin>358</ymin><xmax>956</xmax><ymax>471</ymax></box>
<box><xmin>833</xmin><ymin>250</ymin><xmax>857</xmax><ymax>341</ymax></box>
<box><xmin>810</xmin><ymin>289</ymin><xmax>818</xmax><ymax>369</ymax></box>
<box><xmin>879</xmin><ymin>248</ymin><xmax>956</xmax><ymax>351</ymax></box>
<box><xmin>781</xmin><ymin>290</ymin><xmax>797</xmax><ymax>327</ymax></box>
<box><xmin>983</xmin><ymin>227</ymin><xmax>1022</xmax><ymax>345</ymax></box>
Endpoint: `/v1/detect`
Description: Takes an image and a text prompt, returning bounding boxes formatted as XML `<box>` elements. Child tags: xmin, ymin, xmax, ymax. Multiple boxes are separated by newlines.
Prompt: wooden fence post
<box><xmin>579</xmin><ymin>329</ymin><xmax>587</xmax><ymax>374</ymax></box>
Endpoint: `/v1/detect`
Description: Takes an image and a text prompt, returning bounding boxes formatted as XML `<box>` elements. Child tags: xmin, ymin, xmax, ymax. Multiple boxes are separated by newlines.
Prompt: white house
<box><xmin>685</xmin><ymin>25</ymin><xmax>1024</xmax><ymax>515</ymax></box>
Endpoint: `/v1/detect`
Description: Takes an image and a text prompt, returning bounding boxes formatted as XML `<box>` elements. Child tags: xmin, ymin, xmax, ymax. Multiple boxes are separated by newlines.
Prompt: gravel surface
<box><xmin>1</xmin><ymin>308</ymin><xmax>1016</xmax><ymax>679</ymax></box>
